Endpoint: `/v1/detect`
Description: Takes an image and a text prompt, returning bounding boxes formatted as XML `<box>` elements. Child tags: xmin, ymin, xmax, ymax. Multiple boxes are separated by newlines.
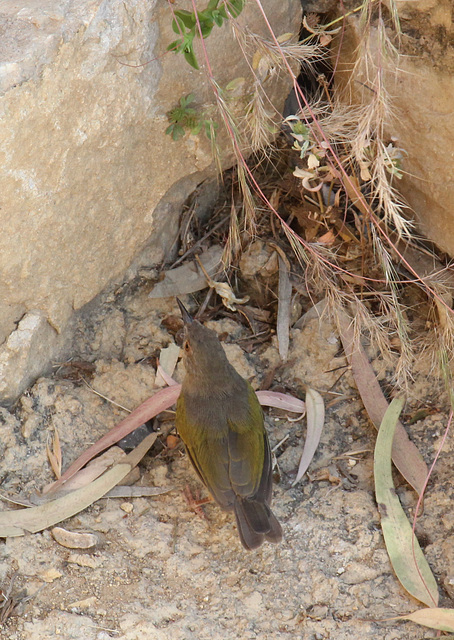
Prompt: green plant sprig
<box><xmin>168</xmin><ymin>0</ymin><xmax>245</xmax><ymax>69</ymax></box>
<box><xmin>165</xmin><ymin>93</ymin><xmax>218</xmax><ymax>141</ymax></box>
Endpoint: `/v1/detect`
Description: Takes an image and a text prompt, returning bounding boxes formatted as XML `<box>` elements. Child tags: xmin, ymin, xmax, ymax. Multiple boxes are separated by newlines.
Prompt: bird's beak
<box><xmin>176</xmin><ymin>298</ymin><xmax>194</xmax><ymax>325</ymax></box>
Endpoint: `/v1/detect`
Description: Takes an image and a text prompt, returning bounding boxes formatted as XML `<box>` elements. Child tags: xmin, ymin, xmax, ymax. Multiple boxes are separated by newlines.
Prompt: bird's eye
<box><xmin>183</xmin><ymin>340</ymin><xmax>191</xmax><ymax>352</ymax></box>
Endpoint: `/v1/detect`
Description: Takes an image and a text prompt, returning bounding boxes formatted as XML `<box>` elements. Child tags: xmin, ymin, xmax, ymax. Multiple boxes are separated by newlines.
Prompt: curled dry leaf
<box><xmin>292</xmin><ymin>388</ymin><xmax>325</xmax><ymax>485</ymax></box>
<box><xmin>155</xmin><ymin>343</ymin><xmax>181</xmax><ymax>387</ymax></box>
<box><xmin>195</xmin><ymin>254</ymin><xmax>249</xmax><ymax>311</ymax></box>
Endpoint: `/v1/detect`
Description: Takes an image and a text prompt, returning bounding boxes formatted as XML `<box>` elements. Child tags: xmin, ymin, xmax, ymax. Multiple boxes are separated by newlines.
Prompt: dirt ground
<box><xmin>0</xmin><ymin>276</ymin><xmax>452</xmax><ymax>640</ymax></box>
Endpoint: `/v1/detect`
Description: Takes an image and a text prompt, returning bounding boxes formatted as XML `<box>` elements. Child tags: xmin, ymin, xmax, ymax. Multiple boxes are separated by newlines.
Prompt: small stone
<box><xmin>69</xmin><ymin>596</ymin><xmax>97</xmax><ymax>610</ymax></box>
<box><xmin>120</xmin><ymin>502</ymin><xmax>134</xmax><ymax>514</ymax></box>
<box><xmin>67</xmin><ymin>554</ymin><xmax>104</xmax><ymax>569</ymax></box>
<box><xmin>40</xmin><ymin>568</ymin><xmax>63</xmax><ymax>583</ymax></box>
<box><xmin>51</xmin><ymin>527</ymin><xmax>99</xmax><ymax>549</ymax></box>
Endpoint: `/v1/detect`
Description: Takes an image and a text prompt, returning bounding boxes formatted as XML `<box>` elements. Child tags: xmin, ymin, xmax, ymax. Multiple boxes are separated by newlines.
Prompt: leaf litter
<box><xmin>1</xmin><ymin>152</ymin><xmax>454</xmax><ymax>638</ymax></box>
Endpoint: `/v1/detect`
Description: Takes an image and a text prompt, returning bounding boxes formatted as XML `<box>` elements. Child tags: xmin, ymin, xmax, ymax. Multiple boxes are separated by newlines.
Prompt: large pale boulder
<box><xmin>336</xmin><ymin>0</ymin><xmax>454</xmax><ymax>255</ymax></box>
<box><xmin>0</xmin><ymin>0</ymin><xmax>301</xmax><ymax>404</ymax></box>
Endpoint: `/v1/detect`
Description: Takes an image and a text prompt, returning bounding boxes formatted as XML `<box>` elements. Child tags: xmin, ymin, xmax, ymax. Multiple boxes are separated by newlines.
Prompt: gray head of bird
<box><xmin>176</xmin><ymin>298</ymin><xmax>240</xmax><ymax>392</ymax></box>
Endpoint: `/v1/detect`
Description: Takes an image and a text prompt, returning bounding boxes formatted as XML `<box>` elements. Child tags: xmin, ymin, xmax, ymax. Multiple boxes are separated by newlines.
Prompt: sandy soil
<box><xmin>0</xmin><ymin>280</ymin><xmax>452</xmax><ymax>640</ymax></box>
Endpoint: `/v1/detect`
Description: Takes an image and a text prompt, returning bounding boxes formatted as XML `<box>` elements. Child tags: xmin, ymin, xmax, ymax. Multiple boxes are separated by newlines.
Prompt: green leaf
<box><xmin>197</xmin><ymin>15</ymin><xmax>214</xmax><ymax>38</ymax></box>
<box><xmin>293</xmin><ymin>121</ymin><xmax>310</xmax><ymax>137</ymax></box>
<box><xmin>174</xmin><ymin>10</ymin><xmax>197</xmax><ymax>29</ymax></box>
<box><xmin>183</xmin><ymin>47</ymin><xmax>199</xmax><ymax>69</ymax></box>
<box><xmin>212</xmin><ymin>10</ymin><xmax>224</xmax><ymax>27</ymax></box>
<box><xmin>172</xmin><ymin>124</ymin><xmax>186</xmax><ymax>141</ymax></box>
<box><xmin>180</xmin><ymin>93</ymin><xmax>195</xmax><ymax>108</ymax></box>
<box><xmin>374</xmin><ymin>398</ymin><xmax>439</xmax><ymax>607</ymax></box>
<box><xmin>167</xmin><ymin>38</ymin><xmax>184</xmax><ymax>53</ymax></box>
<box><xmin>171</xmin><ymin>15</ymin><xmax>186</xmax><ymax>35</ymax></box>
<box><xmin>225</xmin><ymin>0</ymin><xmax>245</xmax><ymax>18</ymax></box>
<box><xmin>190</xmin><ymin>122</ymin><xmax>202</xmax><ymax>136</ymax></box>
<box><xmin>218</xmin><ymin>4</ymin><xmax>228</xmax><ymax>18</ymax></box>
<box><xmin>206</xmin><ymin>0</ymin><xmax>220</xmax><ymax>11</ymax></box>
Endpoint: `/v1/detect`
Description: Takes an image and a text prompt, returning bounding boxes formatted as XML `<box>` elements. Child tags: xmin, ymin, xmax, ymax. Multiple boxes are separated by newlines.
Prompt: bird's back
<box><xmin>176</xmin><ymin>379</ymin><xmax>283</xmax><ymax>549</ymax></box>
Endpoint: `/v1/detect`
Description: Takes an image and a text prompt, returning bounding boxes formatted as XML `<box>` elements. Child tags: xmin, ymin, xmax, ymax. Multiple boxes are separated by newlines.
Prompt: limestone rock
<box><xmin>0</xmin><ymin>0</ymin><xmax>301</xmax><ymax>403</ymax></box>
<box><xmin>0</xmin><ymin>311</ymin><xmax>61</xmax><ymax>405</ymax></box>
<box><xmin>336</xmin><ymin>3</ymin><xmax>454</xmax><ymax>256</ymax></box>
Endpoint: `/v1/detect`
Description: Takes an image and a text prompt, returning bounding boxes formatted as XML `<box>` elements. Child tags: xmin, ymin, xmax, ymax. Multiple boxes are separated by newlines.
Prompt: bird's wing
<box><xmin>176</xmin><ymin>385</ymin><xmax>272</xmax><ymax>507</ymax></box>
<box><xmin>176</xmin><ymin>394</ymin><xmax>235</xmax><ymax>508</ymax></box>
<box><xmin>227</xmin><ymin>383</ymin><xmax>271</xmax><ymax>502</ymax></box>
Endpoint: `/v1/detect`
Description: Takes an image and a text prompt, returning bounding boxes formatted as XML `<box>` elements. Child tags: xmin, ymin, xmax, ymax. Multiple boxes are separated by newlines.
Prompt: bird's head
<box><xmin>176</xmin><ymin>298</ymin><xmax>232</xmax><ymax>386</ymax></box>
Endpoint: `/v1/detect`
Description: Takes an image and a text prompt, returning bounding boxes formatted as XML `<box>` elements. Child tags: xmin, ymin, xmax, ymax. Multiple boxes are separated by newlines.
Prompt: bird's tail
<box><xmin>234</xmin><ymin>498</ymin><xmax>283</xmax><ymax>550</ymax></box>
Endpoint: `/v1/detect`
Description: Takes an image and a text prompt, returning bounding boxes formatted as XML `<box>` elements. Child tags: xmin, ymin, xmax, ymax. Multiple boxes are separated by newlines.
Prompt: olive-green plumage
<box><xmin>175</xmin><ymin>299</ymin><xmax>283</xmax><ymax>550</ymax></box>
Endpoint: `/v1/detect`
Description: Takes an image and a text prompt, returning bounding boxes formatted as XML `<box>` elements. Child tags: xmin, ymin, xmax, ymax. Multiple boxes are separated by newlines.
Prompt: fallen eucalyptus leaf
<box><xmin>338</xmin><ymin>309</ymin><xmax>428</xmax><ymax>495</ymax></box>
<box><xmin>103</xmin><ymin>486</ymin><xmax>173</xmax><ymax>499</ymax></box>
<box><xmin>393</xmin><ymin>607</ymin><xmax>454</xmax><ymax>632</ymax></box>
<box><xmin>149</xmin><ymin>245</ymin><xmax>223</xmax><ymax>298</ymax></box>
<box><xmin>0</xmin><ymin>433</ymin><xmax>158</xmax><ymax>538</ymax></box>
<box><xmin>374</xmin><ymin>398</ymin><xmax>439</xmax><ymax>607</ymax></box>
<box><xmin>43</xmin><ymin>385</ymin><xmax>180</xmax><ymax>496</ymax></box>
<box><xmin>293</xmin><ymin>388</ymin><xmax>325</xmax><ymax>485</ymax></box>
<box><xmin>277</xmin><ymin>256</ymin><xmax>292</xmax><ymax>361</ymax></box>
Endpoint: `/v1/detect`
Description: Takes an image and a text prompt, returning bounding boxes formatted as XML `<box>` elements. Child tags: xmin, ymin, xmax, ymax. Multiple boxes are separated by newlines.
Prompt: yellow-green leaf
<box><xmin>374</xmin><ymin>398</ymin><xmax>439</xmax><ymax>607</ymax></box>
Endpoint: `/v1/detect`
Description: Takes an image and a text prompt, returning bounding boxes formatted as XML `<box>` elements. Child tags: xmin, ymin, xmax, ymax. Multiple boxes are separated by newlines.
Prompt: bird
<box><xmin>175</xmin><ymin>298</ymin><xmax>283</xmax><ymax>550</ymax></box>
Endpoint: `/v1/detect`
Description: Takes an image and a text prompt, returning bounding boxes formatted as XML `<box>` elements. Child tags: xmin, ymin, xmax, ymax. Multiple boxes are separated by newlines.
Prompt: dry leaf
<box><xmin>209</xmin><ymin>281</ymin><xmax>249</xmax><ymax>311</ymax></box>
<box><xmin>359</xmin><ymin>161</ymin><xmax>371</xmax><ymax>181</ymax></box>
<box><xmin>277</xmin><ymin>256</ymin><xmax>292</xmax><ymax>361</ymax></box>
<box><xmin>195</xmin><ymin>255</ymin><xmax>249</xmax><ymax>310</ymax></box>
<box><xmin>38</xmin><ymin>447</ymin><xmax>126</xmax><ymax>502</ymax></box>
<box><xmin>318</xmin><ymin>230</ymin><xmax>336</xmax><ymax>246</ymax></box>
<box><xmin>319</xmin><ymin>33</ymin><xmax>332</xmax><ymax>46</ymax></box>
<box><xmin>0</xmin><ymin>432</ymin><xmax>158</xmax><ymax>538</ymax></box>
<box><xmin>338</xmin><ymin>309</ymin><xmax>428</xmax><ymax>495</ymax></box>
<box><xmin>103</xmin><ymin>486</ymin><xmax>172</xmax><ymax>499</ymax></box>
<box><xmin>256</xmin><ymin>390</ymin><xmax>305</xmax><ymax>414</ymax></box>
<box><xmin>155</xmin><ymin>343</ymin><xmax>181</xmax><ymax>387</ymax></box>
<box><xmin>149</xmin><ymin>245</ymin><xmax>223</xmax><ymax>298</ymax></box>
<box><xmin>307</xmin><ymin>153</ymin><xmax>320</xmax><ymax>169</ymax></box>
<box><xmin>343</xmin><ymin>175</ymin><xmax>370</xmax><ymax>217</ymax></box>
<box><xmin>394</xmin><ymin>607</ymin><xmax>454</xmax><ymax>632</ymax></box>
<box><xmin>293</xmin><ymin>388</ymin><xmax>325</xmax><ymax>485</ymax></box>
<box><xmin>43</xmin><ymin>385</ymin><xmax>180</xmax><ymax>496</ymax></box>
<box><xmin>46</xmin><ymin>427</ymin><xmax>62</xmax><ymax>479</ymax></box>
